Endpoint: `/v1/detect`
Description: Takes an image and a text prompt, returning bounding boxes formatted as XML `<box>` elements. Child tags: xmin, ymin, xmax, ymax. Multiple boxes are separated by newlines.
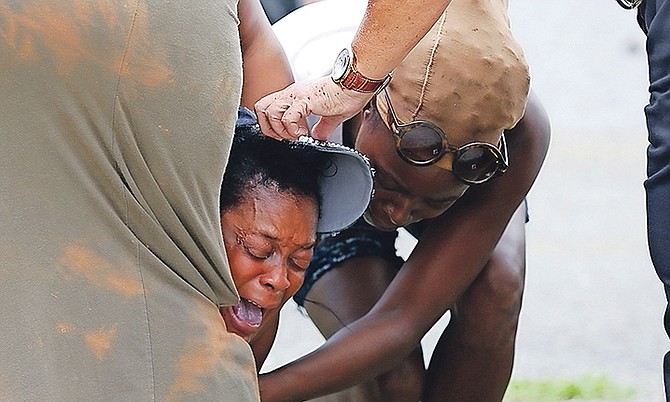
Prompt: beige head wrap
<box><xmin>376</xmin><ymin>0</ymin><xmax>530</xmax><ymax>171</ymax></box>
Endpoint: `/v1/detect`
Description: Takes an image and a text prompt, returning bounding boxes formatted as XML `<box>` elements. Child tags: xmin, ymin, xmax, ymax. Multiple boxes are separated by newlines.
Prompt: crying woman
<box><xmin>217</xmin><ymin>108</ymin><xmax>373</xmax><ymax>367</ymax></box>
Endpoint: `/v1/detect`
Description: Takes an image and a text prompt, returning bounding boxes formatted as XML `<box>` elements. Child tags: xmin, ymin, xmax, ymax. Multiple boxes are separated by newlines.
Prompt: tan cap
<box><xmin>376</xmin><ymin>0</ymin><xmax>530</xmax><ymax>171</ymax></box>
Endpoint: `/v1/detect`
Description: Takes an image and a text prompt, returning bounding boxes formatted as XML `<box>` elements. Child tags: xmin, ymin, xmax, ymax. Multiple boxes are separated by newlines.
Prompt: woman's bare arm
<box><xmin>238</xmin><ymin>0</ymin><xmax>294</xmax><ymax>108</ymax></box>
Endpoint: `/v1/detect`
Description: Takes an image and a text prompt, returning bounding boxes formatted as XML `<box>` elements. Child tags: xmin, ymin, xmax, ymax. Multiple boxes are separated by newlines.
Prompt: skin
<box><xmin>238</xmin><ymin>0</ymin><xmax>295</xmax><ymax>109</ymax></box>
<box><xmin>220</xmin><ymin>185</ymin><xmax>318</xmax><ymax>368</ymax></box>
<box><xmin>254</xmin><ymin>0</ymin><xmax>453</xmax><ymax>140</ymax></box>
<box><xmin>258</xmin><ymin>90</ymin><xmax>550</xmax><ymax>402</ymax></box>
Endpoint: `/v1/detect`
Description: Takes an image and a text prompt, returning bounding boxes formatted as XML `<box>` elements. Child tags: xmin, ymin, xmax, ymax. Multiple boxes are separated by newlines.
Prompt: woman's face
<box><xmin>219</xmin><ymin>184</ymin><xmax>318</xmax><ymax>342</ymax></box>
<box><xmin>356</xmin><ymin>107</ymin><xmax>469</xmax><ymax>231</ymax></box>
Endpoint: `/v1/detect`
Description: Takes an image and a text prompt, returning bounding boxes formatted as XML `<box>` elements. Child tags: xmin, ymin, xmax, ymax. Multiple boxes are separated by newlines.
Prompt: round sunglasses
<box><xmin>380</xmin><ymin>89</ymin><xmax>509</xmax><ymax>185</ymax></box>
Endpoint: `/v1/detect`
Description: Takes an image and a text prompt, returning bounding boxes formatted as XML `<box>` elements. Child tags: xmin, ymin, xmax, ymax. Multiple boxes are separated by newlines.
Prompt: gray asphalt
<box><xmin>263</xmin><ymin>2</ymin><xmax>668</xmax><ymax>401</ymax></box>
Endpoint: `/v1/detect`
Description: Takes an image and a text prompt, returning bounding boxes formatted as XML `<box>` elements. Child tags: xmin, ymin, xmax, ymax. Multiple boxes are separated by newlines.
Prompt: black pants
<box><xmin>638</xmin><ymin>1</ymin><xmax>670</xmax><ymax>400</ymax></box>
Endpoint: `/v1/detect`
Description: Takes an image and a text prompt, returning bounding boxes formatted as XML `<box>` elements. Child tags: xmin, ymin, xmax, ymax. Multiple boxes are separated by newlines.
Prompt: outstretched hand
<box><xmin>254</xmin><ymin>76</ymin><xmax>373</xmax><ymax>141</ymax></box>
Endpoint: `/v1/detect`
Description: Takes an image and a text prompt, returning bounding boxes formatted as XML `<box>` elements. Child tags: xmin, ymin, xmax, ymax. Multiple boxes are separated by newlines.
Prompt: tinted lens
<box><xmin>453</xmin><ymin>146</ymin><xmax>499</xmax><ymax>183</ymax></box>
<box><xmin>397</xmin><ymin>124</ymin><xmax>444</xmax><ymax>164</ymax></box>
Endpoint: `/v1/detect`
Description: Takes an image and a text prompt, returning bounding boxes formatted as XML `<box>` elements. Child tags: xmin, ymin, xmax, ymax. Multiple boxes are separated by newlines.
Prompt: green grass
<box><xmin>504</xmin><ymin>374</ymin><xmax>637</xmax><ymax>401</ymax></box>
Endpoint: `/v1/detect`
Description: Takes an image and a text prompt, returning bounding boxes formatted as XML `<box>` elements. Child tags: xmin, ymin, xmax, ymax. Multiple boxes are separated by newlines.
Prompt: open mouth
<box><xmin>221</xmin><ymin>298</ymin><xmax>274</xmax><ymax>341</ymax></box>
<box><xmin>232</xmin><ymin>298</ymin><xmax>264</xmax><ymax>327</ymax></box>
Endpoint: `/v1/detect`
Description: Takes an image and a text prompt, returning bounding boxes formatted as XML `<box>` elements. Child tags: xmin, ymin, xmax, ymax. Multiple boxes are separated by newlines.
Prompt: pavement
<box><xmin>263</xmin><ymin>2</ymin><xmax>669</xmax><ymax>401</ymax></box>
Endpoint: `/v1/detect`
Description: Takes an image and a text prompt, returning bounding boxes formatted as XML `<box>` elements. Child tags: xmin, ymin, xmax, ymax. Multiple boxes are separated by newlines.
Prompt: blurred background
<box><xmin>260</xmin><ymin>1</ymin><xmax>668</xmax><ymax>400</ymax></box>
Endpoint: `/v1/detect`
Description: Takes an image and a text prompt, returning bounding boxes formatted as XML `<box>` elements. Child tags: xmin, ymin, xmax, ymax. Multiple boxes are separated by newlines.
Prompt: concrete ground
<box><xmin>263</xmin><ymin>2</ymin><xmax>669</xmax><ymax>401</ymax></box>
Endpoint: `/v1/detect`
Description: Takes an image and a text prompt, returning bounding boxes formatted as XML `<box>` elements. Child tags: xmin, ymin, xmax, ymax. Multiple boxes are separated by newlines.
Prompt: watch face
<box><xmin>331</xmin><ymin>48</ymin><xmax>350</xmax><ymax>82</ymax></box>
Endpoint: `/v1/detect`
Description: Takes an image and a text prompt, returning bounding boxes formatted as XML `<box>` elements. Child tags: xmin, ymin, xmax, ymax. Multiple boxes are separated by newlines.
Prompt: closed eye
<box><xmin>290</xmin><ymin>249</ymin><xmax>314</xmax><ymax>270</ymax></box>
<box><xmin>424</xmin><ymin>198</ymin><xmax>457</xmax><ymax>211</ymax></box>
<box><xmin>291</xmin><ymin>259</ymin><xmax>310</xmax><ymax>271</ymax></box>
<box><xmin>243</xmin><ymin>244</ymin><xmax>272</xmax><ymax>260</ymax></box>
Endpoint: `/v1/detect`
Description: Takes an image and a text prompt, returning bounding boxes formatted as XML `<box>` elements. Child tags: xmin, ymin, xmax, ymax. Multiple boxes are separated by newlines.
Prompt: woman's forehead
<box><xmin>229</xmin><ymin>187</ymin><xmax>319</xmax><ymax>238</ymax></box>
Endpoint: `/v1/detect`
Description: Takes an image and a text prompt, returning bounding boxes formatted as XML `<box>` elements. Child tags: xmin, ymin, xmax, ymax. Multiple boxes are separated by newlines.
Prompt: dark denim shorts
<box><xmin>293</xmin><ymin>218</ymin><xmax>405</xmax><ymax>306</ymax></box>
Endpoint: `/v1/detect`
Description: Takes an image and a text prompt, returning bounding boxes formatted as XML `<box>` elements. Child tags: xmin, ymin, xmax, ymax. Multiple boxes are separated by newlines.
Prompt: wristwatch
<box><xmin>331</xmin><ymin>47</ymin><xmax>391</xmax><ymax>94</ymax></box>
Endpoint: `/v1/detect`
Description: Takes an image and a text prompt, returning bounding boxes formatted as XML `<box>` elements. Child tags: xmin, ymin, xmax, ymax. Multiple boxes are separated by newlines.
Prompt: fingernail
<box><xmin>297</xmin><ymin>126</ymin><xmax>308</xmax><ymax>136</ymax></box>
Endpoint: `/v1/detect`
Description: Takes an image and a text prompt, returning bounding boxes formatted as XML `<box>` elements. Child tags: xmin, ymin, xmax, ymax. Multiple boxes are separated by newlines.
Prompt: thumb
<box><xmin>311</xmin><ymin>116</ymin><xmax>344</xmax><ymax>140</ymax></box>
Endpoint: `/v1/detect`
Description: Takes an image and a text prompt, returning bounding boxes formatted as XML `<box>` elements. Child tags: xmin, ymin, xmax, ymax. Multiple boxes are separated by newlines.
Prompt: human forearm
<box><xmin>351</xmin><ymin>0</ymin><xmax>451</xmax><ymax>80</ymax></box>
<box><xmin>259</xmin><ymin>312</ymin><xmax>424</xmax><ymax>401</ymax></box>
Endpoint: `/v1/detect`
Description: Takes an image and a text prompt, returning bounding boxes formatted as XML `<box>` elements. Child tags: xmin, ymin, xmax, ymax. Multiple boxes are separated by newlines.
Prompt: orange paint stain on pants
<box><xmin>85</xmin><ymin>326</ymin><xmax>118</xmax><ymax>361</ymax></box>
